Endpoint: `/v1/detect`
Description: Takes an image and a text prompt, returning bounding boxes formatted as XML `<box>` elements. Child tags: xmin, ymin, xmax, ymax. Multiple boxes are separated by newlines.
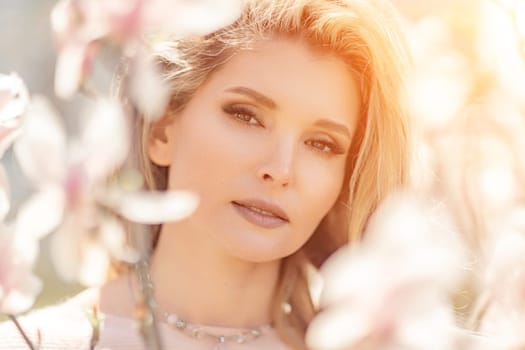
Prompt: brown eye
<box><xmin>223</xmin><ymin>104</ymin><xmax>263</xmax><ymax>127</ymax></box>
<box><xmin>307</xmin><ymin>140</ymin><xmax>333</xmax><ymax>153</ymax></box>
<box><xmin>235</xmin><ymin>112</ymin><xmax>259</xmax><ymax>125</ymax></box>
<box><xmin>305</xmin><ymin>138</ymin><xmax>345</xmax><ymax>156</ymax></box>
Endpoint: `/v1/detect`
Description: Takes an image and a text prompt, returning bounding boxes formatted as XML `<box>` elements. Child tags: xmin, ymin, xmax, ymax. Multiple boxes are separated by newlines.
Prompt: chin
<box><xmin>219</xmin><ymin>234</ymin><xmax>303</xmax><ymax>263</ymax></box>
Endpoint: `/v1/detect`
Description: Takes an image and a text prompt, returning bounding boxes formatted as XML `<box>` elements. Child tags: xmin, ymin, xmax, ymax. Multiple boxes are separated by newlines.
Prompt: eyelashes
<box><xmin>222</xmin><ymin>104</ymin><xmax>261</xmax><ymax>127</ymax></box>
<box><xmin>221</xmin><ymin>103</ymin><xmax>346</xmax><ymax>156</ymax></box>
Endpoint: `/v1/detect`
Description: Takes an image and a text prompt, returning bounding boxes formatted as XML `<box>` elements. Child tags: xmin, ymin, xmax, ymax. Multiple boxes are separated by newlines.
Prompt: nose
<box><xmin>256</xmin><ymin>137</ymin><xmax>296</xmax><ymax>188</ymax></box>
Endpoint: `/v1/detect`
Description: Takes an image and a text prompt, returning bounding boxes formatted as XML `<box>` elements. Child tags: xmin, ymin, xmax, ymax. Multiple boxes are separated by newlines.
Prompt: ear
<box><xmin>147</xmin><ymin>116</ymin><xmax>176</xmax><ymax>167</ymax></box>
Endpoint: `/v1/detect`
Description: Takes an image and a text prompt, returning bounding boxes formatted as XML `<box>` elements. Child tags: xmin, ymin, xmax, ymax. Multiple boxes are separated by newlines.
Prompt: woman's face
<box><xmin>150</xmin><ymin>37</ymin><xmax>360</xmax><ymax>262</ymax></box>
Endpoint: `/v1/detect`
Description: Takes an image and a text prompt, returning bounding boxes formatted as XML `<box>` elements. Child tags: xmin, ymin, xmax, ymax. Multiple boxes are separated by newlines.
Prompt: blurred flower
<box><xmin>51</xmin><ymin>0</ymin><xmax>242</xmax><ymax>99</ymax></box>
<box><xmin>307</xmin><ymin>191</ymin><xmax>467</xmax><ymax>350</ymax></box>
<box><xmin>406</xmin><ymin>18</ymin><xmax>471</xmax><ymax>134</ymax></box>
<box><xmin>473</xmin><ymin>208</ymin><xmax>525</xmax><ymax>349</ymax></box>
<box><xmin>0</xmin><ymin>73</ymin><xmax>29</xmax><ymax>157</ymax></box>
<box><xmin>0</xmin><ymin>168</ymin><xmax>49</xmax><ymax>315</ymax></box>
<box><xmin>127</xmin><ymin>50</ymin><xmax>171</xmax><ymax>121</ymax></box>
<box><xmin>11</xmin><ymin>96</ymin><xmax>198</xmax><ymax>285</ymax></box>
<box><xmin>0</xmin><ymin>227</ymin><xmax>42</xmax><ymax>315</ymax></box>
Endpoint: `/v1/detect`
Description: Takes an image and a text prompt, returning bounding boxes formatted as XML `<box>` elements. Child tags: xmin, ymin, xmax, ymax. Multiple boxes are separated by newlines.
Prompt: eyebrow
<box><xmin>225</xmin><ymin>86</ymin><xmax>352</xmax><ymax>139</ymax></box>
<box><xmin>313</xmin><ymin>119</ymin><xmax>352</xmax><ymax>139</ymax></box>
<box><xmin>224</xmin><ymin>86</ymin><xmax>277</xmax><ymax>109</ymax></box>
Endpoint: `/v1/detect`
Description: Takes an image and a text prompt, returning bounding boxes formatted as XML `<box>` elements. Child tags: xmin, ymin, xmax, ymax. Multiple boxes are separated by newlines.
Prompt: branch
<box><xmin>8</xmin><ymin>314</ymin><xmax>37</xmax><ymax>350</ymax></box>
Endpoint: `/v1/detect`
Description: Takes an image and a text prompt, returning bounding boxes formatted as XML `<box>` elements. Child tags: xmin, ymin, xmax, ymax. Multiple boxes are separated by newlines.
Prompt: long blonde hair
<box><xmin>123</xmin><ymin>0</ymin><xmax>409</xmax><ymax>348</ymax></box>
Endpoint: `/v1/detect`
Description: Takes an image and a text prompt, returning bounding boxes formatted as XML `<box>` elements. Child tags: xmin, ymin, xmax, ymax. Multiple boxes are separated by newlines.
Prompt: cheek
<box><xmin>296</xmin><ymin>157</ymin><xmax>346</xmax><ymax>227</ymax></box>
<box><xmin>166</xmin><ymin>109</ymin><xmax>253</xmax><ymax>192</ymax></box>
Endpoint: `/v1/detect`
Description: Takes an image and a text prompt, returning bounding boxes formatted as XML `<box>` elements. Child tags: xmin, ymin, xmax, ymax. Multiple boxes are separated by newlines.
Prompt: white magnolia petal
<box><xmin>78</xmin><ymin>242</ymin><xmax>111</xmax><ymax>287</ymax></box>
<box><xmin>16</xmin><ymin>185</ymin><xmax>65</xmax><ymax>240</ymax></box>
<box><xmin>129</xmin><ymin>53</ymin><xmax>170</xmax><ymax>121</ymax></box>
<box><xmin>146</xmin><ymin>0</ymin><xmax>242</xmax><ymax>37</ymax></box>
<box><xmin>0</xmin><ymin>73</ymin><xmax>29</xmax><ymax>157</ymax></box>
<box><xmin>320</xmin><ymin>247</ymin><xmax>383</xmax><ymax>307</ymax></box>
<box><xmin>306</xmin><ymin>304</ymin><xmax>370</xmax><ymax>350</ymax></box>
<box><xmin>0</xmin><ymin>72</ymin><xmax>29</xmax><ymax>124</ymax></box>
<box><xmin>0</xmin><ymin>124</ymin><xmax>22</xmax><ymax>158</ymax></box>
<box><xmin>0</xmin><ymin>165</ymin><xmax>10</xmax><ymax>221</ymax></box>
<box><xmin>118</xmin><ymin>190</ymin><xmax>198</xmax><ymax>224</ymax></box>
<box><xmin>396</xmin><ymin>298</ymin><xmax>456</xmax><ymax>350</ymax></box>
<box><xmin>0</xmin><ymin>228</ymin><xmax>42</xmax><ymax>314</ymax></box>
<box><xmin>99</xmin><ymin>215</ymin><xmax>139</xmax><ymax>263</ymax></box>
<box><xmin>13</xmin><ymin>96</ymin><xmax>66</xmax><ymax>184</ymax></box>
<box><xmin>364</xmin><ymin>191</ymin><xmax>466</xmax><ymax>290</ymax></box>
<box><xmin>13</xmin><ymin>237</ymin><xmax>40</xmax><ymax>269</ymax></box>
<box><xmin>0</xmin><ymin>275</ymin><xmax>42</xmax><ymax>315</ymax></box>
<box><xmin>80</xmin><ymin>98</ymin><xmax>130</xmax><ymax>182</ymax></box>
<box><xmin>54</xmin><ymin>44</ymin><xmax>88</xmax><ymax>99</ymax></box>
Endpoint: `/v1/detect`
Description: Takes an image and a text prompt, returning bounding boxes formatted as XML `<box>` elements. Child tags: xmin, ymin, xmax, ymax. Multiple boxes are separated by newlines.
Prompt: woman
<box><xmin>0</xmin><ymin>0</ymin><xmax>409</xmax><ymax>349</ymax></box>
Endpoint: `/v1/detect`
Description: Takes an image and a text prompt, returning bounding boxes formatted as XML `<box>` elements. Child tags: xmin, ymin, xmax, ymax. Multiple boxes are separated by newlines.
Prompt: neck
<box><xmin>149</xmin><ymin>221</ymin><xmax>281</xmax><ymax>329</ymax></box>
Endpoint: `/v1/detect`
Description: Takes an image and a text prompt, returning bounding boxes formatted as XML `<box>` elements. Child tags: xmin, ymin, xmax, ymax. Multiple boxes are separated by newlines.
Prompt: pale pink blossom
<box><xmin>0</xmin><ymin>174</ymin><xmax>48</xmax><ymax>315</ymax></box>
<box><xmin>0</xmin><ymin>227</ymin><xmax>42</xmax><ymax>314</ymax></box>
<box><xmin>307</xmin><ymin>191</ymin><xmax>467</xmax><ymax>350</ymax></box>
<box><xmin>11</xmin><ymin>96</ymin><xmax>198</xmax><ymax>285</ymax></box>
<box><xmin>471</xmin><ymin>209</ymin><xmax>525</xmax><ymax>349</ymax></box>
<box><xmin>0</xmin><ymin>73</ymin><xmax>29</xmax><ymax>157</ymax></box>
<box><xmin>51</xmin><ymin>0</ymin><xmax>242</xmax><ymax>99</ymax></box>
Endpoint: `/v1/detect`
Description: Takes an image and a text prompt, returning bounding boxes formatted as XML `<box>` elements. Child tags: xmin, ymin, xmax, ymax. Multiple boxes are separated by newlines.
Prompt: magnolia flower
<box><xmin>51</xmin><ymin>0</ymin><xmax>242</xmax><ymax>99</ymax></box>
<box><xmin>472</xmin><ymin>208</ymin><xmax>525</xmax><ymax>349</ymax></box>
<box><xmin>0</xmin><ymin>226</ymin><xmax>42</xmax><ymax>315</ymax></box>
<box><xmin>0</xmin><ymin>73</ymin><xmax>29</xmax><ymax>157</ymax></box>
<box><xmin>0</xmin><ymin>166</ymin><xmax>47</xmax><ymax>315</ymax></box>
<box><xmin>11</xmin><ymin>96</ymin><xmax>198</xmax><ymax>286</ymax></box>
<box><xmin>307</xmin><ymin>191</ymin><xmax>467</xmax><ymax>350</ymax></box>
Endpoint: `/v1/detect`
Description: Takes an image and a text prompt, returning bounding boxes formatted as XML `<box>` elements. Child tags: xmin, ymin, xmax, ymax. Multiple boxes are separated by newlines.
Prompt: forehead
<box><xmin>200</xmin><ymin>37</ymin><xmax>361</xmax><ymax>127</ymax></box>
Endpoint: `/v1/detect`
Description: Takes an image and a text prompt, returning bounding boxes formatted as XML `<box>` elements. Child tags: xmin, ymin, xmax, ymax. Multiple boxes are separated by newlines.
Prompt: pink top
<box><xmin>0</xmin><ymin>289</ymin><xmax>290</xmax><ymax>350</ymax></box>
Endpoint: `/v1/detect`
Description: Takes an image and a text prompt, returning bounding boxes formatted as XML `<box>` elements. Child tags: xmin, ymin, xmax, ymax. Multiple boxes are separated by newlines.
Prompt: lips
<box><xmin>231</xmin><ymin>199</ymin><xmax>289</xmax><ymax>229</ymax></box>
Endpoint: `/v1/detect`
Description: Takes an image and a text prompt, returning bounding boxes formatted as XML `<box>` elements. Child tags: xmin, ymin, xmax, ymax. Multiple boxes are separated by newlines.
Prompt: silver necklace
<box><xmin>162</xmin><ymin>311</ymin><xmax>272</xmax><ymax>349</ymax></box>
<box><xmin>137</xmin><ymin>260</ymin><xmax>272</xmax><ymax>349</ymax></box>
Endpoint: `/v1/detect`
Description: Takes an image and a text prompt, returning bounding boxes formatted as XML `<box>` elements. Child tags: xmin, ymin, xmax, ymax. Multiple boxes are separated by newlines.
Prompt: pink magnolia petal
<box><xmin>13</xmin><ymin>96</ymin><xmax>67</xmax><ymax>184</ymax></box>
<box><xmin>118</xmin><ymin>190</ymin><xmax>198</xmax><ymax>224</ymax></box>
<box><xmin>16</xmin><ymin>185</ymin><xmax>66</xmax><ymax>240</ymax></box>
<box><xmin>102</xmin><ymin>0</ymin><xmax>144</xmax><ymax>40</ymax></box>
<box><xmin>79</xmin><ymin>98</ymin><xmax>130</xmax><ymax>182</ymax></box>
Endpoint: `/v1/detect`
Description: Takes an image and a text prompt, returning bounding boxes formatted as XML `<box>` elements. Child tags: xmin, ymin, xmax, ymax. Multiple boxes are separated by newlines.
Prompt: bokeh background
<box><xmin>1</xmin><ymin>0</ymin><xmax>524</xmax><ymax>315</ymax></box>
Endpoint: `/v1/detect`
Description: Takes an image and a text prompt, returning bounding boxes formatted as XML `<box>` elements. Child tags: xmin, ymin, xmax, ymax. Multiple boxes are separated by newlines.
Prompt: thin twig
<box><xmin>132</xmin><ymin>232</ymin><xmax>164</xmax><ymax>350</ymax></box>
<box><xmin>8</xmin><ymin>314</ymin><xmax>37</xmax><ymax>350</ymax></box>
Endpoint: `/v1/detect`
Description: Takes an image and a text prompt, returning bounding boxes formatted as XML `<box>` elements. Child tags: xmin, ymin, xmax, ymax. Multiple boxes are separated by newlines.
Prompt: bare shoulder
<box><xmin>0</xmin><ymin>294</ymin><xmax>96</xmax><ymax>350</ymax></box>
<box><xmin>98</xmin><ymin>272</ymin><xmax>136</xmax><ymax>318</ymax></box>
<box><xmin>0</xmin><ymin>276</ymin><xmax>136</xmax><ymax>350</ymax></box>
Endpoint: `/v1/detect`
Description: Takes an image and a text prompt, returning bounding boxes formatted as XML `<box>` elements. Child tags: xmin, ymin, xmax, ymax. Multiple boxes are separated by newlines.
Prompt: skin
<box><xmin>99</xmin><ymin>36</ymin><xmax>360</xmax><ymax>347</ymax></box>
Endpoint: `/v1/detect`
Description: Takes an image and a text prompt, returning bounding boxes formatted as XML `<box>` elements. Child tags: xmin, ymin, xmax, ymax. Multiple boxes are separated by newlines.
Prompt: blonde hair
<box><xmin>122</xmin><ymin>0</ymin><xmax>409</xmax><ymax>348</ymax></box>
